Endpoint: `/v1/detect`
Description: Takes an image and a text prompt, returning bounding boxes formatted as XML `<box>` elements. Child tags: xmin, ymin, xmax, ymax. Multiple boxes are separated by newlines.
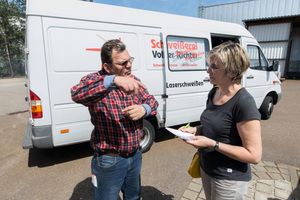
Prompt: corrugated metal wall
<box><xmin>200</xmin><ymin>0</ymin><xmax>300</xmax><ymax>77</ymax></box>
<box><xmin>248</xmin><ymin>23</ymin><xmax>291</xmax><ymax>76</ymax></box>
<box><xmin>248</xmin><ymin>23</ymin><xmax>290</xmax><ymax>42</ymax></box>
<box><xmin>202</xmin><ymin>0</ymin><xmax>300</xmax><ymax>25</ymax></box>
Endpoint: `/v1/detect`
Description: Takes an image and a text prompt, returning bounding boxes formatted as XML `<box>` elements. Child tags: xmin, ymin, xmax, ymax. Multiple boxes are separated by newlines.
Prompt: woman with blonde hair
<box><xmin>180</xmin><ymin>41</ymin><xmax>262</xmax><ymax>200</ymax></box>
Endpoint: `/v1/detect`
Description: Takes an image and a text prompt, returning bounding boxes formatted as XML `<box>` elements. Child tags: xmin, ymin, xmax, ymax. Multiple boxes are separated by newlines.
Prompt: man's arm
<box><xmin>71</xmin><ymin>73</ymin><xmax>111</xmax><ymax>106</ymax></box>
<box><xmin>122</xmin><ymin>77</ymin><xmax>159</xmax><ymax>121</ymax></box>
<box><xmin>114</xmin><ymin>75</ymin><xmax>147</xmax><ymax>96</ymax></box>
<box><xmin>139</xmin><ymin>87</ymin><xmax>159</xmax><ymax>117</ymax></box>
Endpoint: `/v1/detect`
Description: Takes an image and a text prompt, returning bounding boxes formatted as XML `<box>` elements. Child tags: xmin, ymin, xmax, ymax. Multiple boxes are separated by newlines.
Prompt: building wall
<box><xmin>200</xmin><ymin>0</ymin><xmax>300</xmax><ymax>78</ymax></box>
<box><xmin>288</xmin><ymin>26</ymin><xmax>300</xmax><ymax>78</ymax></box>
<box><xmin>201</xmin><ymin>0</ymin><xmax>300</xmax><ymax>26</ymax></box>
<box><xmin>248</xmin><ymin>23</ymin><xmax>291</xmax><ymax>77</ymax></box>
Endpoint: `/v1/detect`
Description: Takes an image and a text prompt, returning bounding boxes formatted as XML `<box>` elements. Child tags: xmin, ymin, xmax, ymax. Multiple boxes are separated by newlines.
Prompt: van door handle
<box><xmin>203</xmin><ymin>77</ymin><xmax>210</xmax><ymax>82</ymax></box>
<box><xmin>247</xmin><ymin>75</ymin><xmax>254</xmax><ymax>79</ymax></box>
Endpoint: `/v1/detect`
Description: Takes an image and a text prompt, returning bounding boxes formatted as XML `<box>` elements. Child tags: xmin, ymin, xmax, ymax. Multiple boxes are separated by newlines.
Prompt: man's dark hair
<box><xmin>101</xmin><ymin>39</ymin><xmax>126</xmax><ymax>64</ymax></box>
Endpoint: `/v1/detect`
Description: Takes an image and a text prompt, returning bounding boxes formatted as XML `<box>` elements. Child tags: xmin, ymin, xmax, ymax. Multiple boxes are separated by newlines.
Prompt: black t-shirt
<box><xmin>199</xmin><ymin>87</ymin><xmax>261</xmax><ymax>181</ymax></box>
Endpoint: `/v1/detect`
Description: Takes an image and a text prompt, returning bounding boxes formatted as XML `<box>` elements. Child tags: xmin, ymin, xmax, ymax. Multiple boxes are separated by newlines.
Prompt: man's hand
<box><xmin>114</xmin><ymin>76</ymin><xmax>147</xmax><ymax>96</ymax></box>
<box><xmin>122</xmin><ymin>105</ymin><xmax>146</xmax><ymax>121</ymax></box>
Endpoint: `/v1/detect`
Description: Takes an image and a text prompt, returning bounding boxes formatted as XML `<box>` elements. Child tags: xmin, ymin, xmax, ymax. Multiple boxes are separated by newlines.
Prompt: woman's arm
<box><xmin>186</xmin><ymin>119</ymin><xmax>262</xmax><ymax>164</ymax></box>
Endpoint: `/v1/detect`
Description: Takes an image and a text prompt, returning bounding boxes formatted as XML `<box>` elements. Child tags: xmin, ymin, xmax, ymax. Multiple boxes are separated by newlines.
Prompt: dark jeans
<box><xmin>91</xmin><ymin>148</ymin><xmax>142</xmax><ymax>200</ymax></box>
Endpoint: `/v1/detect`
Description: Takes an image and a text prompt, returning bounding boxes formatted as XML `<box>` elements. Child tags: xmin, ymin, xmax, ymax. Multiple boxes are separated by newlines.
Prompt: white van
<box><xmin>23</xmin><ymin>0</ymin><xmax>281</xmax><ymax>152</ymax></box>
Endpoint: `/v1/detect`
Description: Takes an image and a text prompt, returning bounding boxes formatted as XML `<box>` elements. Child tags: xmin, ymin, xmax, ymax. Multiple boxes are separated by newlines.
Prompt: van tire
<box><xmin>259</xmin><ymin>96</ymin><xmax>274</xmax><ymax>120</ymax></box>
<box><xmin>141</xmin><ymin>120</ymin><xmax>155</xmax><ymax>153</ymax></box>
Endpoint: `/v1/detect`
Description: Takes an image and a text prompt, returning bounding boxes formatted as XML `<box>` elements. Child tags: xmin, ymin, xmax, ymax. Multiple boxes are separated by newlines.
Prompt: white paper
<box><xmin>166</xmin><ymin>127</ymin><xmax>194</xmax><ymax>141</ymax></box>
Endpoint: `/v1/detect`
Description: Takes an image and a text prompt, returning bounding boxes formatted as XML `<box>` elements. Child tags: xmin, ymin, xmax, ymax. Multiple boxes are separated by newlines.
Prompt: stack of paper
<box><xmin>166</xmin><ymin>127</ymin><xmax>194</xmax><ymax>141</ymax></box>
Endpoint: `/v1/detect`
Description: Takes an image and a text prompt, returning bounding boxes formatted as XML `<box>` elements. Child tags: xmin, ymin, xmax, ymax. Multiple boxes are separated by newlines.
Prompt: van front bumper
<box><xmin>277</xmin><ymin>92</ymin><xmax>282</xmax><ymax>104</ymax></box>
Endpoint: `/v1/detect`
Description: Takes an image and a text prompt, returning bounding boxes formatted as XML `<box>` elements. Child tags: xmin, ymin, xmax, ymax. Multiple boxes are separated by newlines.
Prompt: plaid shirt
<box><xmin>71</xmin><ymin>70</ymin><xmax>158</xmax><ymax>153</ymax></box>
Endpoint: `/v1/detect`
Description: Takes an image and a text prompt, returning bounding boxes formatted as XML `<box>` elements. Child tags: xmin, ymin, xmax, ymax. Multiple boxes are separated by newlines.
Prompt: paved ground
<box><xmin>181</xmin><ymin>161</ymin><xmax>300</xmax><ymax>200</ymax></box>
<box><xmin>1</xmin><ymin>77</ymin><xmax>300</xmax><ymax>200</ymax></box>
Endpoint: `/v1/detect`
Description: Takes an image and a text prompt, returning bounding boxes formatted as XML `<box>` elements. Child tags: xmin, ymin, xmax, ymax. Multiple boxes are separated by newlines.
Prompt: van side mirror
<box><xmin>268</xmin><ymin>60</ymin><xmax>279</xmax><ymax>71</ymax></box>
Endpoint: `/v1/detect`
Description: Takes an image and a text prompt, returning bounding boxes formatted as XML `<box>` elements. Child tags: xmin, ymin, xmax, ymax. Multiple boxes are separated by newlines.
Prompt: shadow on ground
<box><xmin>28</xmin><ymin>142</ymin><xmax>93</xmax><ymax>167</ymax></box>
<box><xmin>27</xmin><ymin>122</ymin><xmax>200</xmax><ymax>168</ymax></box>
<box><xmin>69</xmin><ymin>177</ymin><xmax>174</xmax><ymax>200</ymax></box>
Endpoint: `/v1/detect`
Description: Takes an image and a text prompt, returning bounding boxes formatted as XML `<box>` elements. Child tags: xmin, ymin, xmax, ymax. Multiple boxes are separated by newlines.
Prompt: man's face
<box><xmin>106</xmin><ymin>49</ymin><xmax>133</xmax><ymax>76</ymax></box>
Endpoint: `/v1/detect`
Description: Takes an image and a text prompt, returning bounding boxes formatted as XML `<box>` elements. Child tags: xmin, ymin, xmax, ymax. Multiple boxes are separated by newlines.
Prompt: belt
<box><xmin>98</xmin><ymin>146</ymin><xmax>141</xmax><ymax>158</ymax></box>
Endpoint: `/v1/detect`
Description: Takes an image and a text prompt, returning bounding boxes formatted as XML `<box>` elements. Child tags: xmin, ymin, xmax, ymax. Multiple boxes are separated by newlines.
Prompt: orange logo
<box><xmin>86</xmin><ymin>35</ymin><xmax>122</xmax><ymax>52</ymax></box>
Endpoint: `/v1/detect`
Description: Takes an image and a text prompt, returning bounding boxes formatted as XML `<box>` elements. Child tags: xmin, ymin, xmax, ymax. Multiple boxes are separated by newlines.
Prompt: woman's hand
<box><xmin>178</xmin><ymin>125</ymin><xmax>203</xmax><ymax>136</ymax></box>
<box><xmin>178</xmin><ymin>126</ymin><xmax>197</xmax><ymax>135</ymax></box>
<box><xmin>185</xmin><ymin>135</ymin><xmax>215</xmax><ymax>149</ymax></box>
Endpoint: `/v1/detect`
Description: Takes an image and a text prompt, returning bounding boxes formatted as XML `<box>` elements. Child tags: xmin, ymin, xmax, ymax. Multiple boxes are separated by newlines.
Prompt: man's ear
<box><xmin>103</xmin><ymin>63</ymin><xmax>111</xmax><ymax>74</ymax></box>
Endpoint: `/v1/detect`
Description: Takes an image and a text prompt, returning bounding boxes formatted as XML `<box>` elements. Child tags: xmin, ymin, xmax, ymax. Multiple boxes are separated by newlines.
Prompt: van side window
<box><xmin>247</xmin><ymin>45</ymin><xmax>268</xmax><ymax>71</ymax></box>
<box><xmin>211</xmin><ymin>36</ymin><xmax>239</xmax><ymax>48</ymax></box>
<box><xmin>166</xmin><ymin>36</ymin><xmax>209</xmax><ymax>71</ymax></box>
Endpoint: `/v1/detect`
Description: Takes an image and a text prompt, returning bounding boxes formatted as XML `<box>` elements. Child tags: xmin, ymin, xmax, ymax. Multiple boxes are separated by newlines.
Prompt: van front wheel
<box><xmin>140</xmin><ymin>120</ymin><xmax>155</xmax><ymax>153</ymax></box>
<box><xmin>259</xmin><ymin>96</ymin><xmax>274</xmax><ymax>120</ymax></box>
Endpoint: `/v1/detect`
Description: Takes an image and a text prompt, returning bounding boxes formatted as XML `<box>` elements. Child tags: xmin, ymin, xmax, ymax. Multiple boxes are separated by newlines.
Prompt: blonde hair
<box><xmin>207</xmin><ymin>41</ymin><xmax>250</xmax><ymax>82</ymax></box>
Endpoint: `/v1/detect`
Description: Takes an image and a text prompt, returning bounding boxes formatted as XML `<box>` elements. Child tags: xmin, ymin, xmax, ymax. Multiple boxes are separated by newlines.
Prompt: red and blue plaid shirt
<box><xmin>71</xmin><ymin>70</ymin><xmax>158</xmax><ymax>153</ymax></box>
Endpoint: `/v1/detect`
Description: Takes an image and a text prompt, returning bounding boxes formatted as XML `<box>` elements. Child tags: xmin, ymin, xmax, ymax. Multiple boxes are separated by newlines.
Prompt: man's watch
<box><xmin>214</xmin><ymin>141</ymin><xmax>219</xmax><ymax>151</ymax></box>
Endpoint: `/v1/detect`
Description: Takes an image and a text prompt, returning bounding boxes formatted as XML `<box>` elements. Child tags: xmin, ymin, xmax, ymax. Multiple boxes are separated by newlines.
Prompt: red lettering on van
<box><xmin>151</xmin><ymin>39</ymin><xmax>163</xmax><ymax>49</ymax></box>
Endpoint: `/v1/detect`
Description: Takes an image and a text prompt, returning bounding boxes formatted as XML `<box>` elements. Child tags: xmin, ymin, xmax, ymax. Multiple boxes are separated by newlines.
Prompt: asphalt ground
<box><xmin>0</xmin><ymin>77</ymin><xmax>299</xmax><ymax>200</ymax></box>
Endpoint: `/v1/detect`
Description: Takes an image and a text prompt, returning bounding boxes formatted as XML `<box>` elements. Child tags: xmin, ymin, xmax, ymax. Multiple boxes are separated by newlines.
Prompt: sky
<box><xmin>93</xmin><ymin>0</ymin><xmax>244</xmax><ymax>17</ymax></box>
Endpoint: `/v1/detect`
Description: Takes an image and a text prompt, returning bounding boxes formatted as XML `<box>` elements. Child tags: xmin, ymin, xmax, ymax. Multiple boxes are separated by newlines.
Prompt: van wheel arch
<box><xmin>141</xmin><ymin>119</ymin><xmax>156</xmax><ymax>153</ymax></box>
<box><xmin>259</xmin><ymin>96</ymin><xmax>274</xmax><ymax>120</ymax></box>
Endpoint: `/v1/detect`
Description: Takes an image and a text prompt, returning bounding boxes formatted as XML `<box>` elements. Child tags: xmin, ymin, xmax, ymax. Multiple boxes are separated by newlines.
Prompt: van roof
<box><xmin>26</xmin><ymin>0</ymin><xmax>253</xmax><ymax>38</ymax></box>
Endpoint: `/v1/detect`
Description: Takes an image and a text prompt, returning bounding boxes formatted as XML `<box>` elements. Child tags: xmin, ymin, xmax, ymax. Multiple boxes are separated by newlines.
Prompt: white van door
<box><xmin>42</xmin><ymin>17</ymin><xmax>163</xmax><ymax>146</ymax></box>
<box><xmin>242</xmin><ymin>38</ymin><xmax>271</xmax><ymax>108</ymax></box>
<box><xmin>161</xmin><ymin>31</ymin><xmax>212</xmax><ymax>127</ymax></box>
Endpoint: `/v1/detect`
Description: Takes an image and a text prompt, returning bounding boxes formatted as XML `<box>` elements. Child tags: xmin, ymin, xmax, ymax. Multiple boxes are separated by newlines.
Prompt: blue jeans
<box><xmin>91</xmin><ymin>148</ymin><xmax>142</xmax><ymax>200</ymax></box>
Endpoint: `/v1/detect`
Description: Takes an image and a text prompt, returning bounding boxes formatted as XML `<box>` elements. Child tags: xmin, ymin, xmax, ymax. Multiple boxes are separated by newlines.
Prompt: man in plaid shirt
<box><xmin>71</xmin><ymin>39</ymin><xmax>158</xmax><ymax>200</ymax></box>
